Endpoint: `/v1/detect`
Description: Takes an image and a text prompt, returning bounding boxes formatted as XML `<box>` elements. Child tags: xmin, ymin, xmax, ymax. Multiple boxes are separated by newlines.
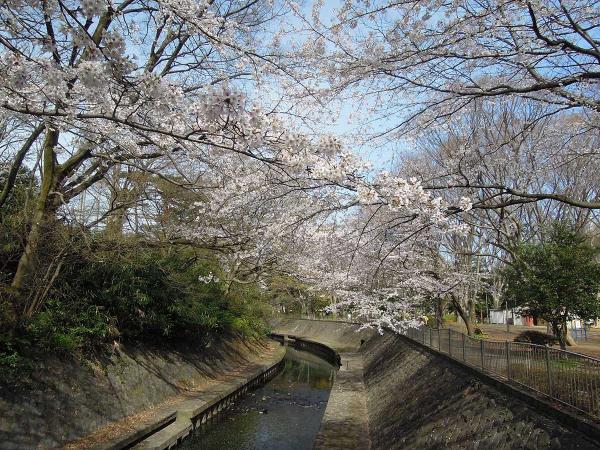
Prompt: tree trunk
<box><xmin>468</xmin><ymin>299</ymin><xmax>476</xmax><ymax>324</ymax></box>
<box><xmin>105</xmin><ymin>164</ymin><xmax>129</xmax><ymax>237</ymax></box>
<box><xmin>551</xmin><ymin>320</ymin><xmax>568</xmax><ymax>350</ymax></box>
<box><xmin>0</xmin><ymin>124</ymin><xmax>45</xmax><ymax>211</ymax></box>
<box><xmin>451</xmin><ymin>295</ymin><xmax>474</xmax><ymax>336</ymax></box>
<box><xmin>10</xmin><ymin>127</ymin><xmax>60</xmax><ymax>322</ymax></box>
<box><xmin>435</xmin><ymin>297</ymin><xmax>446</xmax><ymax>328</ymax></box>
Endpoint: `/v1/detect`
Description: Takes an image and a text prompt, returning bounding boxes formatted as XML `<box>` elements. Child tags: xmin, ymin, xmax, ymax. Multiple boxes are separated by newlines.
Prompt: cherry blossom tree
<box><xmin>277</xmin><ymin>179</ymin><xmax>474</xmax><ymax>333</ymax></box>
<box><xmin>295</xmin><ymin>0</ymin><xmax>600</xmax><ymax>208</ymax></box>
<box><xmin>281</xmin><ymin>1</ymin><xmax>600</xmax><ymax>334</ymax></box>
<box><xmin>8</xmin><ymin>0</ymin><xmax>596</xmax><ymax>340</ymax></box>
<box><xmin>0</xmin><ymin>0</ymin><xmax>331</xmax><ymax>323</ymax></box>
<box><xmin>309</xmin><ymin>0</ymin><xmax>599</xmax><ymax>123</ymax></box>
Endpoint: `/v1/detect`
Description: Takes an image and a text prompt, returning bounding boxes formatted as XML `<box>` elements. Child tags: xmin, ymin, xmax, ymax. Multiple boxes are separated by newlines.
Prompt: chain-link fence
<box><xmin>404</xmin><ymin>326</ymin><xmax>600</xmax><ymax>419</ymax></box>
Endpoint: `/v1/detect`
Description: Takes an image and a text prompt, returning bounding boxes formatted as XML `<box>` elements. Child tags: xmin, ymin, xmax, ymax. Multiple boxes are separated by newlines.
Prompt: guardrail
<box><xmin>189</xmin><ymin>359</ymin><xmax>284</xmax><ymax>432</ymax></box>
<box><xmin>403</xmin><ymin>326</ymin><xmax>600</xmax><ymax>420</ymax></box>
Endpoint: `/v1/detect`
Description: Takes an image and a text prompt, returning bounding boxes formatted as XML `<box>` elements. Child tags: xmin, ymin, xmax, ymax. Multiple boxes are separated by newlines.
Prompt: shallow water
<box><xmin>178</xmin><ymin>346</ymin><xmax>336</xmax><ymax>450</ymax></box>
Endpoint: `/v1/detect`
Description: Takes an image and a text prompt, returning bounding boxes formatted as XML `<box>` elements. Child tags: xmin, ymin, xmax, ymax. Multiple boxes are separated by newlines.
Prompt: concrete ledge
<box><xmin>131</xmin><ymin>344</ymin><xmax>286</xmax><ymax>450</ymax></box>
<box><xmin>315</xmin><ymin>352</ymin><xmax>371</xmax><ymax>450</ymax></box>
<box><xmin>134</xmin><ymin>419</ymin><xmax>192</xmax><ymax>450</ymax></box>
<box><xmin>279</xmin><ymin>316</ymin><xmax>363</xmax><ymax>325</ymax></box>
<box><xmin>269</xmin><ymin>333</ymin><xmax>342</xmax><ymax>366</ymax></box>
<box><xmin>88</xmin><ymin>411</ymin><xmax>177</xmax><ymax>450</ymax></box>
<box><xmin>270</xmin><ymin>318</ymin><xmax>375</xmax><ymax>353</ymax></box>
<box><xmin>398</xmin><ymin>333</ymin><xmax>600</xmax><ymax>443</ymax></box>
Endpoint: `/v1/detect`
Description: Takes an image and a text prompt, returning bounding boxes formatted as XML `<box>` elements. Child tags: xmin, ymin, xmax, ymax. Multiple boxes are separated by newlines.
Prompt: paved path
<box><xmin>314</xmin><ymin>352</ymin><xmax>371</xmax><ymax>450</ymax></box>
<box><xmin>271</xmin><ymin>319</ymin><xmax>373</xmax><ymax>449</ymax></box>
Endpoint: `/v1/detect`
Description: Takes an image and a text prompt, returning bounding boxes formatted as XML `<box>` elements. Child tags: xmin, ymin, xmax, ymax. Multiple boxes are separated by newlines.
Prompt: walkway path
<box><xmin>271</xmin><ymin>318</ymin><xmax>373</xmax><ymax>449</ymax></box>
<box><xmin>314</xmin><ymin>352</ymin><xmax>370</xmax><ymax>450</ymax></box>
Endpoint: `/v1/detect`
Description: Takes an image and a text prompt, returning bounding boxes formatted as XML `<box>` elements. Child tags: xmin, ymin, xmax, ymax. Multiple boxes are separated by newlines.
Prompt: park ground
<box><xmin>448</xmin><ymin>323</ymin><xmax>600</xmax><ymax>359</ymax></box>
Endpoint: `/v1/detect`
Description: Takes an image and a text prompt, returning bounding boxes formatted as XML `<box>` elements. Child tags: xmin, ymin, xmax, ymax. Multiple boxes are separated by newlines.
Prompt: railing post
<box><xmin>438</xmin><ymin>328</ymin><xmax>441</xmax><ymax>351</ymax></box>
<box><xmin>545</xmin><ymin>345</ymin><xmax>554</xmax><ymax>397</ymax></box>
<box><xmin>505</xmin><ymin>340</ymin><xmax>512</xmax><ymax>379</ymax></box>
<box><xmin>448</xmin><ymin>329</ymin><xmax>452</xmax><ymax>357</ymax></box>
<box><xmin>462</xmin><ymin>333</ymin><xmax>466</xmax><ymax>362</ymax></box>
<box><xmin>480</xmin><ymin>339</ymin><xmax>484</xmax><ymax>370</ymax></box>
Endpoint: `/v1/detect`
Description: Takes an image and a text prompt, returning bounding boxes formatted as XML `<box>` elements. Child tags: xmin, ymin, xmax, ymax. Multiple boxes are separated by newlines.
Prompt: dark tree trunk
<box><xmin>551</xmin><ymin>320</ymin><xmax>569</xmax><ymax>350</ymax></box>
<box><xmin>9</xmin><ymin>128</ymin><xmax>60</xmax><ymax>324</ymax></box>
<box><xmin>451</xmin><ymin>295</ymin><xmax>474</xmax><ymax>336</ymax></box>
<box><xmin>436</xmin><ymin>297</ymin><xmax>447</xmax><ymax>328</ymax></box>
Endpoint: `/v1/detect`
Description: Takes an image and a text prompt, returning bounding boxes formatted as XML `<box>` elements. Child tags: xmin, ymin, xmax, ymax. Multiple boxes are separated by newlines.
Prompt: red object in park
<box><xmin>522</xmin><ymin>316</ymin><xmax>534</xmax><ymax>326</ymax></box>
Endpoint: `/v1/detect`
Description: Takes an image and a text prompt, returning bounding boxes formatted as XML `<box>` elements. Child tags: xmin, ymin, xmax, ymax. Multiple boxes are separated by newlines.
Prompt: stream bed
<box><xmin>178</xmin><ymin>346</ymin><xmax>336</xmax><ymax>450</ymax></box>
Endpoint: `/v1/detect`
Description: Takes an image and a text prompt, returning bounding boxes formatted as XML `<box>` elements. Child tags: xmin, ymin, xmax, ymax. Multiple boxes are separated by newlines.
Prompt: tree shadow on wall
<box><xmin>0</xmin><ymin>334</ymin><xmax>270</xmax><ymax>449</ymax></box>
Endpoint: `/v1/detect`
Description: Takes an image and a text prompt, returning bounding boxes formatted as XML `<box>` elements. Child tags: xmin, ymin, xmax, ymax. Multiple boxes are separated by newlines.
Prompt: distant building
<box><xmin>489</xmin><ymin>308</ymin><xmax>534</xmax><ymax>326</ymax></box>
<box><xmin>489</xmin><ymin>308</ymin><xmax>587</xmax><ymax>330</ymax></box>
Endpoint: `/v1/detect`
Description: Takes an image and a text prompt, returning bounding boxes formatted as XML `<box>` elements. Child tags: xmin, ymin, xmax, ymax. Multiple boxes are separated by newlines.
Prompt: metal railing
<box><xmin>403</xmin><ymin>326</ymin><xmax>600</xmax><ymax>420</ymax></box>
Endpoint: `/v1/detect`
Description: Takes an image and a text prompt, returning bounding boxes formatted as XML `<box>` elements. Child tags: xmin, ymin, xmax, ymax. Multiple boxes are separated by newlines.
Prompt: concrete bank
<box><xmin>270</xmin><ymin>318</ymin><xmax>375</xmax><ymax>449</ymax></box>
<box><xmin>270</xmin><ymin>317</ymin><xmax>374</xmax><ymax>353</ymax></box>
<box><xmin>363</xmin><ymin>331</ymin><xmax>600</xmax><ymax>449</ymax></box>
<box><xmin>131</xmin><ymin>343</ymin><xmax>285</xmax><ymax>450</ymax></box>
<box><xmin>272</xmin><ymin>318</ymin><xmax>600</xmax><ymax>449</ymax></box>
<box><xmin>313</xmin><ymin>351</ymin><xmax>370</xmax><ymax>450</ymax></box>
<box><xmin>0</xmin><ymin>338</ymin><xmax>283</xmax><ymax>450</ymax></box>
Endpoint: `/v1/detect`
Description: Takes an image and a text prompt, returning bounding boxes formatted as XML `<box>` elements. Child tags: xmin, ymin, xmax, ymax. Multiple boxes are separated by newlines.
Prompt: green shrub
<box><xmin>47</xmin><ymin>243</ymin><xmax>269</xmax><ymax>344</ymax></box>
<box><xmin>0</xmin><ymin>343</ymin><xmax>23</xmax><ymax>380</ymax></box>
<box><xmin>25</xmin><ymin>298</ymin><xmax>116</xmax><ymax>353</ymax></box>
<box><xmin>0</xmin><ymin>332</ymin><xmax>35</xmax><ymax>383</ymax></box>
<box><xmin>0</xmin><ymin>231</ymin><xmax>270</xmax><ymax>380</ymax></box>
<box><xmin>443</xmin><ymin>313</ymin><xmax>457</xmax><ymax>323</ymax></box>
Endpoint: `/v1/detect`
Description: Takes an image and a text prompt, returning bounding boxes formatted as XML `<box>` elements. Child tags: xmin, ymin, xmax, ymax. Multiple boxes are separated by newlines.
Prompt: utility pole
<box><xmin>506</xmin><ymin>299</ymin><xmax>510</xmax><ymax>334</ymax></box>
<box><xmin>485</xmin><ymin>292</ymin><xmax>489</xmax><ymax>325</ymax></box>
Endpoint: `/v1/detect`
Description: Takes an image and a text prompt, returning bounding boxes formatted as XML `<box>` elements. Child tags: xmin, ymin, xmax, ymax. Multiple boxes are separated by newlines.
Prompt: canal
<box><xmin>178</xmin><ymin>346</ymin><xmax>337</xmax><ymax>450</ymax></box>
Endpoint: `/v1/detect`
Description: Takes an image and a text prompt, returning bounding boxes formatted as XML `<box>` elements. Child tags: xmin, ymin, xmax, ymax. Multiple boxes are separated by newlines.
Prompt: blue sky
<box><xmin>290</xmin><ymin>0</ymin><xmax>414</xmax><ymax>175</ymax></box>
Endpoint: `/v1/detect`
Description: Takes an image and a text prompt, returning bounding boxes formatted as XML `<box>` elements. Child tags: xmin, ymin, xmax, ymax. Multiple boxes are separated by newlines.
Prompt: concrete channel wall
<box><xmin>269</xmin><ymin>333</ymin><xmax>341</xmax><ymax>367</ymax></box>
<box><xmin>271</xmin><ymin>318</ymin><xmax>600</xmax><ymax>450</ymax></box>
<box><xmin>130</xmin><ymin>351</ymin><xmax>285</xmax><ymax>450</ymax></box>
<box><xmin>0</xmin><ymin>338</ymin><xmax>283</xmax><ymax>450</ymax></box>
<box><xmin>269</xmin><ymin>317</ymin><xmax>375</xmax><ymax>352</ymax></box>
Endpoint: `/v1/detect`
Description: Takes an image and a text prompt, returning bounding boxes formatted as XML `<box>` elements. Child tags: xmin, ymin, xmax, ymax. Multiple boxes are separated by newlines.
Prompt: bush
<box><xmin>66</xmin><ymin>241</ymin><xmax>269</xmax><ymax>338</ymax></box>
<box><xmin>49</xmin><ymin>244</ymin><xmax>269</xmax><ymax>344</ymax></box>
<box><xmin>25</xmin><ymin>298</ymin><xmax>117</xmax><ymax>354</ymax></box>
<box><xmin>0</xmin><ymin>230</ymin><xmax>270</xmax><ymax>380</ymax></box>
<box><xmin>443</xmin><ymin>313</ymin><xmax>457</xmax><ymax>323</ymax></box>
<box><xmin>0</xmin><ymin>342</ymin><xmax>24</xmax><ymax>381</ymax></box>
<box><xmin>514</xmin><ymin>330</ymin><xmax>559</xmax><ymax>346</ymax></box>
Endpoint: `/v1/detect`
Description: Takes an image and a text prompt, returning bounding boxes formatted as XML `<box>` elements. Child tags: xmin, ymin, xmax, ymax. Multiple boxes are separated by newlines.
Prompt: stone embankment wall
<box><xmin>362</xmin><ymin>332</ymin><xmax>599</xmax><ymax>449</ymax></box>
<box><xmin>0</xmin><ymin>337</ymin><xmax>271</xmax><ymax>449</ymax></box>
<box><xmin>272</xmin><ymin>318</ymin><xmax>600</xmax><ymax>449</ymax></box>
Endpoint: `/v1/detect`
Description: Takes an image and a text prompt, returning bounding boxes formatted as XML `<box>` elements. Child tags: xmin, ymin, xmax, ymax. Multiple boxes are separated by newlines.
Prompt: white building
<box><xmin>489</xmin><ymin>308</ymin><xmax>532</xmax><ymax>326</ymax></box>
